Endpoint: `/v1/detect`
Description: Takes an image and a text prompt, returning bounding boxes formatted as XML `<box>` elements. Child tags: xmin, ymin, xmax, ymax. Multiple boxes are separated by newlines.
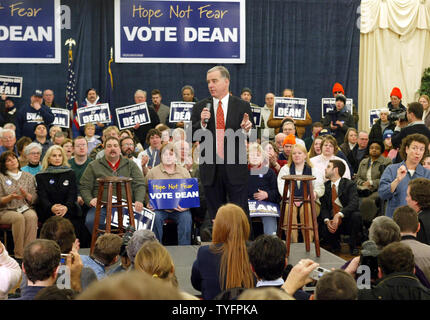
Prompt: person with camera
<box><xmin>391</xmin><ymin>102</ymin><xmax>430</xmax><ymax>149</ymax></box>
<box><xmin>369</xmin><ymin>108</ymin><xmax>396</xmax><ymax>143</ymax></box>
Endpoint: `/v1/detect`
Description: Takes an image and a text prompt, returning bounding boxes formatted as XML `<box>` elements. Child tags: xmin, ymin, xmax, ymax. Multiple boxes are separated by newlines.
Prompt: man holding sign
<box><xmin>191</xmin><ymin>66</ymin><xmax>255</xmax><ymax>233</ymax></box>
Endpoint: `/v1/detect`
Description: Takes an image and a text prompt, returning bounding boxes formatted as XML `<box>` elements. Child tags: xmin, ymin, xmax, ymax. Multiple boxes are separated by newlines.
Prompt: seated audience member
<box><xmin>357</xmin><ymin>242</ymin><xmax>430</xmax><ymax>300</ymax></box>
<box><xmin>279</xmin><ymin>134</ymin><xmax>296</xmax><ymax>161</ymax></box>
<box><xmin>0</xmin><ymin>128</ymin><xmax>17</xmax><ymax>155</ymax></box>
<box><xmin>3</xmin><ymin>123</ymin><xmax>16</xmax><ymax>132</ymax></box>
<box><xmin>36</xmin><ymin>145</ymin><xmax>88</xmax><ymax>244</ymax></box>
<box><xmin>369</xmin><ymin>108</ymin><xmax>395</xmax><ymax>142</ymax></box>
<box><xmin>49</xmin><ymin>125</ymin><xmax>62</xmax><ymax>144</ymax></box>
<box><xmin>248</xmin><ymin>143</ymin><xmax>281</xmax><ymax>235</ymax></box>
<box><xmin>33</xmin><ymin>122</ymin><xmax>53</xmax><ymax>159</ymax></box>
<box><xmin>21</xmin><ymin>142</ymin><xmax>42</xmax><ymax>175</ymax></box>
<box><xmin>274</xmin><ymin>132</ymin><xmax>286</xmax><ymax>154</ymax></box>
<box><xmin>0</xmin><ymin>151</ymin><xmax>38</xmax><ymax>261</ymax></box>
<box><xmin>80</xmin><ymin>136</ymin><xmax>145</xmax><ymax>234</ymax></box>
<box><xmin>145</xmin><ymin>143</ymin><xmax>192</xmax><ymax>245</ymax></box>
<box><xmin>134</xmin><ymin>241</ymin><xmax>198</xmax><ymax>300</ymax></box>
<box><xmin>304</xmin><ymin>122</ymin><xmax>323</xmax><ymax>151</ymax></box>
<box><xmin>277</xmin><ymin>144</ymin><xmax>324</xmax><ymax>242</ymax></box>
<box><xmin>420</xmin><ymin>94</ymin><xmax>430</xmax><ymax>128</ymax></box>
<box><xmin>191</xmin><ymin>203</ymin><xmax>254</xmax><ymax>300</ymax></box>
<box><xmin>356</xmin><ymin>140</ymin><xmax>392</xmax><ymax>226</ymax></box>
<box><xmin>378</xmin><ymin>134</ymin><xmax>430</xmax><ymax>218</ymax></box>
<box><xmin>422</xmin><ymin>155</ymin><xmax>430</xmax><ymax>169</ymax></box>
<box><xmin>126</xmin><ymin>229</ymin><xmax>158</xmax><ymax>269</ymax></box>
<box><xmin>91</xmin><ymin>125</ymin><xmax>120</xmax><ymax>160</ymax></box>
<box><xmin>318</xmin><ymin>160</ymin><xmax>362</xmax><ymax>255</ymax></box>
<box><xmin>308</xmin><ymin>136</ymin><xmax>323</xmax><ymax>159</ymax></box>
<box><xmin>238</xmin><ymin>287</ymin><xmax>294</xmax><ymax>300</ymax></box>
<box><xmin>53</xmin><ymin>131</ymin><xmax>66</xmax><ymax>146</ymax></box>
<box><xmin>382</xmin><ymin>129</ymin><xmax>396</xmax><ymax>159</ymax></box>
<box><xmin>61</xmin><ymin>138</ymin><xmax>73</xmax><ymax>160</ymax></box>
<box><xmin>16</xmin><ymin>136</ymin><xmax>32</xmax><ymax>167</ymax></box>
<box><xmin>310</xmin><ymin>135</ymin><xmax>351</xmax><ymax>185</ymax></box>
<box><xmin>171</xmin><ymin>127</ymin><xmax>186</xmax><ymax>143</ymax></box>
<box><xmin>280</xmin><ymin>120</ymin><xmax>306</xmax><ymax>147</ymax></box>
<box><xmin>348</xmin><ymin>131</ymin><xmax>369</xmax><ymax>175</ymax></box>
<box><xmin>77</xmin><ymin>270</ymin><xmax>183</xmax><ymax>300</ymax></box>
<box><xmin>84</xmin><ymin>123</ymin><xmax>101</xmax><ymax>156</ymax></box>
<box><xmin>13</xmin><ymin>239</ymin><xmax>82</xmax><ymax>300</ymax></box>
<box><xmin>406</xmin><ymin>178</ymin><xmax>430</xmax><ymax>245</ymax></box>
<box><xmin>0</xmin><ymin>240</ymin><xmax>21</xmax><ymax>300</ymax></box>
<box><xmin>393</xmin><ymin>205</ymin><xmax>430</xmax><ymax>281</ymax></box>
<box><xmin>391</xmin><ymin>102</ymin><xmax>430</xmax><ymax>149</ymax></box>
<box><xmin>174</xmin><ymin>140</ymin><xmax>193</xmax><ymax>172</ymax></box>
<box><xmin>314</xmin><ymin>270</ymin><xmax>358</xmax><ymax>300</ymax></box>
<box><xmin>339</xmin><ymin>127</ymin><xmax>357</xmax><ymax>160</ymax></box>
<box><xmin>155</xmin><ymin>123</ymin><xmax>171</xmax><ymax>146</ymax></box>
<box><xmin>322</xmin><ymin>94</ymin><xmax>355</xmax><ymax>146</ymax></box>
<box><xmin>120</xmin><ymin>135</ymin><xmax>143</xmax><ymax>172</ymax></box>
<box><xmin>81</xmin><ymin>233</ymin><xmax>122</xmax><ymax>280</ymax></box>
<box><xmin>120</xmin><ymin>129</ymin><xmax>143</xmax><ymax>154</ymax></box>
<box><xmin>34</xmin><ymin>285</ymin><xmax>77</xmax><ymax>300</ymax></box>
<box><xmin>138</xmin><ymin>128</ymin><xmax>162</xmax><ymax>176</ymax></box>
<box><xmin>262</xmin><ymin>141</ymin><xmax>285</xmax><ymax>174</ymax></box>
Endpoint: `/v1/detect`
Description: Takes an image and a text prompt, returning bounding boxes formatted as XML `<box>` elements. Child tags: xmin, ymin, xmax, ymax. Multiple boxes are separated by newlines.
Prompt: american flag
<box><xmin>66</xmin><ymin>58</ymin><xmax>80</xmax><ymax>135</ymax></box>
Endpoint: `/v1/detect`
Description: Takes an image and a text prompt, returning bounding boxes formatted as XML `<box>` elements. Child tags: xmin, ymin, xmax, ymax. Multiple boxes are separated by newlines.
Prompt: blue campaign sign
<box><xmin>0</xmin><ymin>75</ymin><xmax>23</xmax><ymax>97</ymax></box>
<box><xmin>51</xmin><ymin>108</ymin><xmax>70</xmax><ymax>128</ymax></box>
<box><xmin>148</xmin><ymin>178</ymin><xmax>200</xmax><ymax>210</ymax></box>
<box><xmin>76</xmin><ymin>103</ymin><xmax>111</xmax><ymax>126</ymax></box>
<box><xmin>248</xmin><ymin>200</ymin><xmax>280</xmax><ymax>218</ymax></box>
<box><xmin>115</xmin><ymin>103</ymin><xmax>151</xmax><ymax>130</ymax></box>
<box><xmin>114</xmin><ymin>0</ymin><xmax>245</xmax><ymax>63</ymax></box>
<box><xmin>0</xmin><ymin>0</ymin><xmax>61</xmax><ymax>63</ymax></box>
<box><xmin>108</xmin><ymin>196</ymin><xmax>155</xmax><ymax>231</ymax></box>
<box><xmin>370</xmin><ymin>109</ymin><xmax>381</xmax><ymax>127</ymax></box>
<box><xmin>169</xmin><ymin>101</ymin><xmax>194</xmax><ymax>123</ymax></box>
<box><xmin>273</xmin><ymin>97</ymin><xmax>307</xmax><ymax>120</ymax></box>
<box><xmin>251</xmin><ymin>107</ymin><xmax>262</xmax><ymax>127</ymax></box>
<box><xmin>321</xmin><ymin>98</ymin><xmax>353</xmax><ymax>118</ymax></box>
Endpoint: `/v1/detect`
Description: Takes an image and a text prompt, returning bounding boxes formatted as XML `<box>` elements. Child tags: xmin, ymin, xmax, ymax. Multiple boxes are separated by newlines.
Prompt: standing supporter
<box><xmin>150</xmin><ymin>89</ymin><xmax>170</xmax><ymax>126</ymax></box>
<box><xmin>369</xmin><ymin>108</ymin><xmax>395</xmax><ymax>142</ymax></box>
<box><xmin>132</xmin><ymin>89</ymin><xmax>160</xmax><ymax>148</ymax></box>
<box><xmin>16</xmin><ymin>89</ymin><xmax>54</xmax><ymax>140</ymax></box>
<box><xmin>406</xmin><ymin>178</ymin><xmax>430</xmax><ymax>245</ymax></box>
<box><xmin>145</xmin><ymin>143</ymin><xmax>192</xmax><ymax>245</ymax></box>
<box><xmin>21</xmin><ymin>142</ymin><xmax>43</xmax><ymax>175</ymax></box>
<box><xmin>387</xmin><ymin>87</ymin><xmax>406</xmax><ymax>113</ymax></box>
<box><xmin>36</xmin><ymin>145</ymin><xmax>88</xmax><ymax>244</ymax></box>
<box><xmin>43</xmin><ymin>89</ymin><xmax>64</xmax><ymax>109</ymax></box>
<box><xmin>331</xmin><ymin>82</ymin><xmax>359</xmax><ymax>126</ymax></box>
<box><xmin>80</xmin><ymin>136</ymin><xmax>145</xmax><ymax>234</ymax></box>
<box><xmin>191</xmin><ymin>203</ymin><xmax>254</xmax><ymax>300</ymax></box>
<box><xmin>261</xmin><ymin>92</ymin><xmax>276</xmax><ymax>141</ymax></box>
<box><xmin>379</xmin><ymin>134</ymin><xmax>430</xmax><ymax>218</ymax></box>
<box><xmin>0</xmin><ymin>151</ymin><xmax>38</xmax><ymax>262</ymax></box>
<box><xmin>247</xmin><ymin>143</ymin><xmax>281</xmax><ymax>235</ymax></box>
<box><xmin>75</xmin><ymin>88</ymin><xmax>109</xmax><ymax>138</ymax></box>
<box><xmin>84</xmin><ymin>123</ymin><xmax>101</xmax><ymax>156</ymax></box>
<box><xmin>277</xmin><ymin>144</ymin><xmax>324</xmax><ymax>242</ymax></box>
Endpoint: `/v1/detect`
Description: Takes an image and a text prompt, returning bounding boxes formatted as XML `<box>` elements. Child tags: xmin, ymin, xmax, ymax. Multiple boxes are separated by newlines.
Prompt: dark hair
<box><xmin>248</xmin><ymin>235</ymin><xmax>286</xmax><ymax>280</ymax></box>
<box><xmin>54</xmin><ymin>131</ymin><xmax>67</xmax><ymax>139</ymax></box>
<box><xmin>85</xmin><ymin>88</ymin><xmax>97</xmax><ymax>97</ymax></box>
<box><xmin>0</xmin><ymin>151</ymin><xmax>20</xmax><ymax>175</ymax></box>
<box><xmin>93</xmin><ymin>233</ymin><xmax>123</xmax><ymax>266</ymax></box>
<box><xmin>34</xmin><ymin>285</ymin><xmax>76</xmax><ymax>300</ymax></box>
<box><xmin>312</xmin><ymin>122</ymin><xmax>323</xmax><ymax>129</ymax></box>
<box><xmin>23</xmin><ymin>239</ymin><xmax>61</xmax><ymax>283</ymax></box>
<box><xmin>16</xmin><ymin>136</ymin><xmax>32</xmax><ymax>155</ymax></box>
<box><xmin>378</xmin><ymin>242</ymin><xmax>415</xmax><ymax>275</ymax></box>
<box><xmin>329</xmin><ymin>159</ymin><xmax>346</xmax><ymax>177</ymax></box>
<box><xmin>393</xmin><ymin>205</ymin><xmax>419</xmax><ymax>234</ymax></box>
<box><xmin>408</xmin><ymin>102</ymin><xmax>424</xmax><ymax>120</ymax></box>
<box><xmin>120</xmin><ymin>136</ymin><xmax>135</xmax><ymax>147</ymax></box>
<box><xmin>321</xmin><ymin>135</ymin><xmax>338</xmax><ymax>151</ymax></box>
<box><xmin>315</xmin><ymin>270</ymin><xmax>358</xmax><ymax>300</ymax></box>
<box><xmin>399</xmin><ymin>133</ymin><xmax>429</xmax><ymax>161</ymax></box>
<box><xmin>151</xmin><ymin>89</ymin><xmax>161</xmax><ymax>97</ymax></box>
<box><xmin>145</xmin><ymin>128</ymin><xmax>162</xmax><ymax>145</ymax></box>
<box><xmin>408</xmin><ymin>178</ymin><xmax>430</xmax><ymax>210</ymax></box>
<box><xmin>104</xmin><ymin>136</ymin><xmax>120</xmax><ymax>148</ymax></box>
<box><xmin>181</xmin><ymin>85</ymin><xmax>194</xmax><ymax>95</ymax></box>
<box><xmin>40</xmin><ymin>216</ymin><xmax>76</xmax><ymax>253</ymax></box>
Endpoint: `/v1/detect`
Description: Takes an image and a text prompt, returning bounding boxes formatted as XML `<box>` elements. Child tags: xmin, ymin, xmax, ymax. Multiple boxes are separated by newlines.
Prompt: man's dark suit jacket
<box><xmin>191</xmin><ymin>95</ymin><xmax>254</xmax><ymax>186</ymax></box>
<box><xmin>391</xmin><ymin>123</ymin><xmax>430</xmax><ymax>149</ymax></box>
<box><xmin>418</xmin><ymin>208</ymin><xmax>430</xmax><ymax>245</ymax></box>
<box><xmin>319</xmin><ymin>178</ymin><xmax>359</xmax><ymax>221</ymax></box>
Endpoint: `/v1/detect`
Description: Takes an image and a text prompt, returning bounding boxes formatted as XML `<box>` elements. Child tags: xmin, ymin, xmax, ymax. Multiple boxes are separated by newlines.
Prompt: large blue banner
<box><xmin>0</xmin><ymin>0</ymin><xmax>61</xmax><ymax>63</ymax></box>
<box><xmin>148</xmin><ymin>178</ymin><xmax>200</xmax><ymax>210</ymax></box>
<box><xmin>114</xmin><ymin>0</ymin><xmax>245</xmax><ymax>63</ymax></box>
<box><xmin>274</xmin><ymin>97</ymin><xmax>307</xmax><ymax>120</ymax></box>
<box><xmin>115</xmin><ymin>102</ymin><xmax>151</xmax><ymax>130</ymax></box>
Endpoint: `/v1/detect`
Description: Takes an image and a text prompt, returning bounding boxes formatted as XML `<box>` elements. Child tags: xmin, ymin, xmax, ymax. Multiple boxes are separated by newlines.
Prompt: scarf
<box><xmin>289</xmin><ymin>162</ymin><xmax>312</xmax><ymax>198</ymax></box>
<box><xmin>39</xmin><ymin>165</ymin><xmax>72</xmax><ymax>175</ymax></box>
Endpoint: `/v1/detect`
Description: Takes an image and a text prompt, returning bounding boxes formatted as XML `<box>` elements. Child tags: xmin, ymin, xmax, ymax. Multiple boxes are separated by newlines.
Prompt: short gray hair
<box><xmin>207</xmin><ymin>65</ymin><xmax>230</xmax><ymax>80</ymax></box>
<box><xmin>1</xmin><ymin>128</ymin><xmax>15</xmax><ymax>139</ymax></box>
<box><xmin>24</xmin><ymin>142</ymin><xmax>43</xmax><ymax>156</ymax></box>
<box><xmin>181</xmin><ymin>85</ymin><xmax>194</xmax><ymax>95</ymax></box>
<box><xmin>126</xmin><ymin>230</ymin><xmax>158</xmax><ymax>264</ymax></box>
<box><xmin>369</xmin><ymin>216</ymin><xmax>401</xmax><ymax>249</ymax></box>
<box><xmin>134</xmin><ymin>90</ymin><xmax>147</xmax><ymax>97</ymax></box>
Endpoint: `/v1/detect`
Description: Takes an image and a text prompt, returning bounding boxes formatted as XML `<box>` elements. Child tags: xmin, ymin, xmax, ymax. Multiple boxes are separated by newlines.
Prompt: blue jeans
<box><xmin>154</xmin><ymin>209</ymin><xmax>192</xmax><ymax>245</ymax></box>
<box><xmin>85</xmin><ymin>207</ymin><xmax>107</xmax><ymax>234</ymax></box>
<box><xmin>261</xmin><ymin>216</ymin><xmax>278</xmax><ymax>235</ymax></box>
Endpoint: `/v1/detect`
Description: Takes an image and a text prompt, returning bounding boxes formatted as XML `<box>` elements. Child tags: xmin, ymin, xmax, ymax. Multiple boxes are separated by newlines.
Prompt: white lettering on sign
<box><xmin>0</xmin><ymin>86</ymin><xmax>17</xmax><ymax>95</ymax></box>
<box><xmin>277</xmin><ymin>107</ymin><xmax>302</xmax><ymax>118</ymax></box>
<box><xmin>53</xmin><ymin>117</ymin><xmax>66</xmax><ymax>126</ymax></box>
<box><xmin>83</xmin><ymin>113</ymin><xmax>107</xmax><ymax>123</ymax></box>
<box><xmin>123</xmin><ymin>113</ymin><xmax>147</xmax><ymax>126</ymax></box>
<box><xmin>184</xmin><ymin>27</ymin><xmax>237</xmax><ymax>42</ymax></box>
<box><xmin>123</xmin><ymin>26</ymin><xmax>177</xmax><ymax>42</ymax></box>
<box><xmin>173</xmin><ymin>111</ymin><xmax>191</xmax><ymax>121</ymax></box>
<box><xmin>0</xmin><ymin>26</ymin><xmax>52</xmax><ymax>41</ymax></box>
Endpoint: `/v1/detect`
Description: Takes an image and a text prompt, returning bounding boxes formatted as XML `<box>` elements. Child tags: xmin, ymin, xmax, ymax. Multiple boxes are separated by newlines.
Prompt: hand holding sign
<box><xmin>241</xmin><ymin>112</ymin><xmax>252</xmax><ymax>132</ymax></box>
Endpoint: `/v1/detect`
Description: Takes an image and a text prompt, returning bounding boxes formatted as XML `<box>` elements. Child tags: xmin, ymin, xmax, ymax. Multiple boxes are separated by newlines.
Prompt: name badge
<box><xmin>49</xmin><ymin>179</ymin><xmax>55</xmax><ymax>184</ymax></box>
<box><xmin>5</xmin><ymin>179</ymin><xmax>12</xmax><ymax>186</ymax></box>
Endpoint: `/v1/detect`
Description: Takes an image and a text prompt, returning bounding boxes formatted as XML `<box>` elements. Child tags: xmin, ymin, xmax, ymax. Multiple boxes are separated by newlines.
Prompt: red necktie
<box><xmin>216</xmin><ymin>100</ymin><xmax>225</xmax><ymax>159</ymax></box>
<box><xmin>331</xmin><ymin>184</ymin><xmax>340</xmax><ymax>216</ymax></box>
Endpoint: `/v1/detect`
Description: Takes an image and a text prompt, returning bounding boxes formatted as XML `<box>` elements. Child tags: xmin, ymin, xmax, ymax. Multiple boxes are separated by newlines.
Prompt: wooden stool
<box><xmin>90</xmin><ymin>176</ymin><xmax>136</xmax><ymax>254</ymax></box>
<box><xmin>277</xmin><ymin>175</ymin><xmax>320</xmax><ymax>257</ymax></box>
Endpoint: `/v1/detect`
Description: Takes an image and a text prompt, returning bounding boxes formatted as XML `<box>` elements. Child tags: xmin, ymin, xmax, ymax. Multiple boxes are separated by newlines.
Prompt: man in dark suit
<box><xmin>391</xmin><ymin>102</ymin><xmax>430</xmax><ymax>149</ymax></box>
<box><xmin>406</xmin><ymin>178</ymin><xmax>430</xmax><ymax>245</ymax></box>
<box><xmin>318</xmin><ymin>159</ymin><xmax>362</xmax><ymax>255</ymax></box>
<box><xmin>191</xmin><ymin>66</ymin><xmax>255</xmax><ymax>233</ymax></box>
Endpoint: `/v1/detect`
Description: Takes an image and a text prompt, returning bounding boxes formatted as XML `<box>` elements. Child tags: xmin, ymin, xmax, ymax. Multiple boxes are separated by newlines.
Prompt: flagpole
<box><xmin>65</xmin><ymin>38</ymin><xmax>77</xmax><ymax>138</ymax></box>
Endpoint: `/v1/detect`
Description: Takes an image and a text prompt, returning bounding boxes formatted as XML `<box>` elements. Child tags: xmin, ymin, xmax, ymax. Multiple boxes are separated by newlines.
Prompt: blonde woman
<box><xmin>277</xmin><ymin>144</ymin><xmax>323</xmax><ymax>242</ymax></box>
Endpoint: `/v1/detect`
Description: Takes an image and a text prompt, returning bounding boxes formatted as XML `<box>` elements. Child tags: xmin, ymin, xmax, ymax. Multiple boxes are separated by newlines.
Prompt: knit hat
<box><xmin>335</xmin><ymin>94</ymin><xmax>346</xmax><ymax>104</ymax></box>
<box><xmin>282</xmin><ymin>134</ymin><xmax>296</xmax><ymax>146</ymax></box>
<box><xmin>383</xmin><ymin>129</ymin><xmax>394</xmax><ymax>140</ymax></box>
<box><xmin>390</xmin><ymin>87</ymin><xmax>402</xmax><ymax>99</ymax></box>
<box><xmin>332</xmin><ymin>83</ymin><xmax>345</xmax><ymax>95</ymax></box>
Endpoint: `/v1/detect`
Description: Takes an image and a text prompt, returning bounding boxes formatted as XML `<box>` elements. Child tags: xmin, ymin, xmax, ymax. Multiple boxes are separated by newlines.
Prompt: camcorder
<box><xmin>310</xmin><ymin>266</ymin><xmax>331</xmax><ymax>281</ymax></box>
<box><xmin>387</xmin><ymin>108</ymin><xmax>407</xmax><ymax>122</ymax></box>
